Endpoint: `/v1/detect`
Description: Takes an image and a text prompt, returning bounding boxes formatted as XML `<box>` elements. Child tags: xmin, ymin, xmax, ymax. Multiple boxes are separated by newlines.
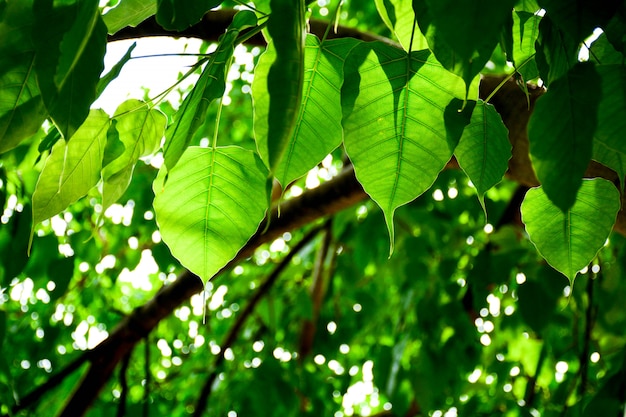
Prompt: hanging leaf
<box><xmin>535</xmin><ymin>15</ymin><xmax>579</xmax><ymax>86</ymax></box>
<box><xmin>521</xmin><ymin>178</ymin><xmax>619</xmax><ymax>283</ymax></box>
<box><xmin>0</xmin><ymin>0</ymin><xmax>47</xmax><ymax>153</ymax></box>
<box><xmin>342</xmin><ymin>42</ymin><xmax>469</xmax><ymax>252</ymax></box>
<box><xmin>164</xmin><ymin>10</ymin><xmax>257</xmax><ymax>172</ymax></box>
<box><xmin>592</xmin><ymin>64</ymin><xmax>626</xmax><ymax>190</ymax></box>
<box><xmin>512</xmin><ymin>11</ymin><xmax>541</xmax><ymax>81</ymax></box>
<box><xmin>538</xmin><ymin>0</ymin><xmax>620</xmax><ymax>43</ymax></box>
<box><xmin>259</xmin><ymin>0</ymin><xmax>306</xmax><ymax>172</ymax></box>
<box><xmin>455</xmin><ymin>100</ymin><xmax>511</xmax><ymax>211</ymax></box>
<box><xmin>374</xmin><ymin>0</ymin><xmax>428</xmax><ymax>51</ymax></box>
<box><xmin>255</xmin><ymin>35</ymin><xmax>359</xmax><ymax>186</ymax></box>
<box><xmin>156</xmin><ymin>0</ymin><xmax>221</xmax><ymax>31</ymax></box>
<box><xmin>103</xmin><ymin>99</ymin><xmax>166</xmax><ymax>208</ymax></box>
<box><xmin>153</xmin><ymin>146</ymin><xmax>269</xmax><ymax>281</ymax></box>
<box><xmin>33</xmin><ymin>0</ymin><xmax>107</xmax><ymax>140</ymax></box>
<box><xmin>32</xmin><ymin>110</ymin><xmax>110</xmax><ymax>226</ymax></box>
<box><xmin>528</xmin><ymin>62</ymin><xmax>601</xmax><ymax>212</ymax></box>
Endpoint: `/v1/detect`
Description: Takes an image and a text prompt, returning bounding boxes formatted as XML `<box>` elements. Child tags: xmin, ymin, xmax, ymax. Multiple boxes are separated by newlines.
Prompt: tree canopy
<box><xmin>1</xmin><ymin>0</ymin><xmax>626</xmax><ymax>416</ymax></box>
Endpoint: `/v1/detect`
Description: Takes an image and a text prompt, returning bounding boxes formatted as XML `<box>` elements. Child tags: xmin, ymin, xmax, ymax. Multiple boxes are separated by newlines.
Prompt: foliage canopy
<box><xmin>1</xmin><ymin>0</ymin><xmax>626</xmax><ymax>416</ymax></box>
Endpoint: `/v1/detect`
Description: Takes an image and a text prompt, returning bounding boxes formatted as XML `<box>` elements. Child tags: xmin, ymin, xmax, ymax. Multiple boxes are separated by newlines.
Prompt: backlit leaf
<box><xmin>32</xmin><ymin>110</ymin><xmax>110</xmax><ymax>226</ymax></box>
<box><xmin>521</xmin><ymin>178</ymin><xmax>619</xmax><ymax>282</ymax></box>
<box><xmin>103</xmin><ymin>0</ymin><xmax>157</xmax><ymax>35</ymax></box>
<box><xmin>153</xmin><ymin>146</ymin><xmax>269</xmax><ymax>281</ymax></box>
<box><xmin>342</xmin><ymin>42</ymin><xmax>468</xmax><ymax>252</ymax></box>
<box><xmin>512</xmin><ymin>11</ymin><xmax>541</xmax><ymax>80</ymax></box>
<box><xmin>455</xmin><ymin>100</ymin><xmax>511</xmax><ymax>210</ymax></box>
<box><xmin>375</xmin><ymin>0</ymin><xmax>428</xmax><ymax>51</ymax></box>
<box><xmin>528</xmin><ymin>62</ymin><xmax>601</xmax><ymax>212</ymax></box>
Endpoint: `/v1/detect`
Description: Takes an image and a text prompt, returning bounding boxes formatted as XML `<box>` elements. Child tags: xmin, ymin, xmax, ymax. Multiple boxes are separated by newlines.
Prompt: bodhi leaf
<box><xmin>156</xmin><ymin>0</ymin><xmax>221</xmax><ymax>31</ymax></box>
<box><xmin>0</xmin><ymin>0</ymin><xmax>47</xmax><ymax>153</ymax></box>
<box><xmin>103</xmin><ymin>0</ymin><xmax>157</xmax><ymax>35</ymax></box>
<box><xmin>103</xmin><ymin>99</ymin><xmax>166</xmax><ymax>208</ymax></box>
<box><xmin>512</xmin><ymin>11</ymin><xmax>540</xmax><ymax>81</ymax></box>
<box><xmin>535</xmin><ymin>15</ymin><xmax>579</xmax><ymax>87</ymax></box>
<box><xmin>258</xmin><ymin>0</ymin><xmax>306</xmax><ymax>173</ymax></box>
<box><xmin>412</xmin><ymin>0</ymin><xmax>516</xmax><ymax>91</ymax></box>
<box><xmin>32</xmin><ymin>109</ymin><xmax>110</xmax><ymax>226</ymax></box>
<box><xmin>33</xmin><ymin>0</ymin><xmax>107</xmax><ymax>140</ymax></box>
<box><xmin>164</xmin><ymin>10</ymin><xmax>257</xmax><ymax>172</ymax></box>
<box><xmin>454</xmin><ymin>100</ymin><xmax>511</xmax><ymax>211</ymax></box>
<box><xmin>256</xmin><ymin>35</ymin><xmax>358</xmax><ymax>186</ymax></box>
<box><xmin>374</xmin><ymin>0</ymin><xmax>428</xmax><ymax>51</ymax></box>
<box><xmin>521</xmin><ymin>178</ymin><xmax>620</xmax><ymax>282</ymax></box>
<box><xmin>153</xmin><ymin>146</ymin><xmax>269</xmax><ymax>281</ymax></box>
<box><xmin>528</xmin><ymin>62</ymin><xmax>601</xmax><ymax>212</ymax></box>
<box><xmin>592</xmin><ymin>64</ymin><xmax>626</xmax><ymax>190</ymax></box>
<box><xmin>342</xmin><ymin>42</ymin><xmax>470</xmax><ymax>252</ymax></box>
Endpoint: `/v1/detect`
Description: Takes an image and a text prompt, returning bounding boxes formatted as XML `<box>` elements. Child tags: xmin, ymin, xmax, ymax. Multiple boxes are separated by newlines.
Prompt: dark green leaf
<box><xmin>535</xmin><ymin>15</ymin><xmax>579</xmax><ymax>86</ymax></box>
<box><xmin>156</xmin><ymin>0</ymin><xmax>221</xmax><ymax>31</ymax></box>
<box><xmin>96</xmin><ymin>42</ymin><xmax>136</xmax><ymax>99</ymax></box>
<box><xmin>538</xmin><ymin>0</ymin><xmax>620</xmax><ymax>43</ymax></box>
<box><xmin>47</xmin><ymin>257</ymin><xmax>74</xmax><ymax>301</ymax></box>
<box><xmin>528</xmin><ymin>62</ymin><xmax>601</xmax><ymax>212</ymax></box>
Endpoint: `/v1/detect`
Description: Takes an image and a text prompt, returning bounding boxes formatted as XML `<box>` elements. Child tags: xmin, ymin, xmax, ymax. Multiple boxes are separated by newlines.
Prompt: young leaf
<box><xmin>255</xmin><ymin>35</ymin><xmax>359</xmax><ymax>186</ymax></box>
<box><xmin>163</xmin><ymin>10</ymin><xmax>257</xmax><ymax>172</ymax></box>
<box><xmin>0</xmin><ymin>0</ymin><xmax>47</xmax><ymax>153</ymax></box>
<box><xmin>153</xmin><ymin>146</ymin><xmax>269</xmax><ymax>281</ymax></box>
<box><xmin>32</xmin><ymin>110</ymin><xmax>110</xmax><ymax>226</ymax></box>
<box><xmin>528</xmin><ymin>62</ymin><xmax>601</xmax><ymax>212</ymax></box>
<box><xmin>375</xmin><ymin>0</ymin><xmax>428</xmax><ymax>51</ymax></box>
<box><xmin>593</xmin><ymin>64</ymin><xmax>626</xmax><ymax>190</ymax></box>
<box><xmin>342</xmin><ymin>43</ymin><xmax>468</xmax><ymax>253</ymax></box>
<box><xmin>103</xmin><ymin>0</ymin><xmax>157</xmax><ymax>35</ymax></box>
<box><xmin>521</xmin><ymin>178</ymin><xmax>620</xmax><ymax>283</ymax></box>
<box><xmin>455</xmin><ymin>100</ymin><xmax>511</xmax><ymax>211</ymax></box>
<box><xmin>261</xmin><ymin>0</ymin><xmax>306</xmax><ymax>172</ymax></box>
<box><xmin>156</xmin><ymin>0</ymin><xmax>221</xmax><ymax>31</ymax></box>
<box><xmin>512</xmin><ymin>11</ymin><xmax>541</xmax><ymax>81</ymax></box>
<box><xmin>103</xmin><ymin>99</ymin><xmax>167</xmax><ymax>208</ymax></box>
<box><xmin>33</xmin><ymin>0</ymin><xmax>107</xmax><ymax>139</ymax></box>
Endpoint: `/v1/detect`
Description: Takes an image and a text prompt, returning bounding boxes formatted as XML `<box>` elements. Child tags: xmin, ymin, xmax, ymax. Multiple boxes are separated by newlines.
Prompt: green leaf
<box><xmin>0</xmin><ymin>0</ymin><xmax>47</xmax><ymax>153</ymax></box>
<box><xmin>164</xmin><ymin>10</ymin><xmax>257</xmax><ymax>172</ymax></box>
<box><xmin>32</xmin><ymin>109</ymin><xmax>110</xmax><ymax>226</ymax></box>
<box><xmin>413</xmin><ymin>0</ymin><xmax>516</xmax><ymax>90</ymax></box>
<box><xmin>47</xmin><ymin>257</ymin><xmax>75</xmax><ymax>301</ymax></box>
<box><xmin>604</xmin><ymin>6</ymin><xmax>626</xmax><ymax>55</ymax></box>
<box><xmin>593</xmin><ymin>64</ymin><xmax>626</xmax><ymax>189</ymax></box>
<box><xmin>512</xmin><ymin>11</ymin><xmax>541</xmax><ymax>80</ymax></box>
<box><xmin>454</xmin><ymin>100</ymin><xmax>511</xmax><ymax>210</ymax></box>
<box><xmin>103</xmin><ymin>99</ymin><xmax>166</xmax><ymax>208</ymax></box>
<box><xmin>590</xmin><ymin>33</ymin><xmax>625</xmax><ymax>65</ymax></box>
<box><xmin>521</xmin><ymin>178</ymin><xmax>620</xmax><ymax>282</ymax></box>
<box><xmin>103</xmin><ymin>0</ymin><xmax>156</xmax><ymax>35</ymax></box>
<box><xmin>256</xmin><ymin>35</ymin><xmax>358</xmax><ymax>186</ymax></box>
<box><xmin>535</xmin><ymin>15</ymin><xmax>579</xmax><ymax>86</ymax></box>
<box><xmin>156</xmin><ymin>0</ymin><xmax>221</xmax><ymax>31</ymax></box>
<box><xmin>96</xmin><ymin>42</ymin><xmax>136</xmax><ymax>99</ymax></box>
<box><xmin>374</xmin><ymin>0</ymin><xmax>429</xmax><ymax>51</ymax></box>
<box><xmin>261</xmin><ymin>0</ymin><xmax>306</xmax><ymax>172</ymax></box>
<box><xmin>342</xmin><ymin>43</ymin><xmax>468</xmax><ymax>252</ymax></box>
<box><xmin>33</xmin><ymin>0</ymin><xmax>107</xmax><ymax>140</ymax></box>
<box><xmin>528</xmin><ymin>62</ymin><xmax>601</xmax><ymax>212</ymax></box>
<box><xmin>538</xmin><ymin>0</ymin><xmax>620</xmax><ymax>43</ymax></box>
<box><xmin>153</xmin><ymin>146</ymin><xmax>269</xmax><ymax>281</ymax></box>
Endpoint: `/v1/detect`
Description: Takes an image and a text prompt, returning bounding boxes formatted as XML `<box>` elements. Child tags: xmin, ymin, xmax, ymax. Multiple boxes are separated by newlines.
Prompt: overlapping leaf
<box><xmin>153</xmin><ymin>146</ymin><xmax>269</xmax><ymax>281</ymax></box>
<box><xmin>454</xmin><ymin>100</ymin><xmax>511</xmax><ymax>210</ymax></box>
<box><xmin>535</xmin><ymin>16</ymin><xmax>579</xmax><ymax>86</ymax></box>
<box><xmin>342</xmin><ymin>42</ymin><xmax>469</xmax><ymax>251</ymax></box>
<box><xmin>521</xmin><ymin>178</ymin><xmax>620</xmax><ymax>282</ymax></box>
<box><xmin>374</xmin><ymin>0</ymin><xmax>428</xmax><ymax>51</ymax></box>
<box><xmin>255</xmin><ymin>35</ymin><xmax>358</xmax><ymax>186</ymax></box>
<box><xmin>103</xmin><ymin>0</ymin><xmax>157</xmax><ymax>34</ymax></box>
<box><xmin>103</xmin><ymin>99</ymin><xmax>166</xmax><ymax>208</ymax></box>
<box><xmin>528</xmin><ymin>62</ymin><xmax>601</xmax><ymax>212</ymax></box>
<box><xmin>512</xmin><ymin>11</ymin><xmax>541</xmax><ymax>80</ymax></box>
<box><xmin>32</xmin><ymin>110</ymin><xmax>110</xmax><ymax>226</ymax></box>
<box><xmin>0</xmin><ymin>0</ymin><xmax>47</xmax><ymax>153</ymax></box>
<box><xmin>33</xmin><ymin>0</ymin><xmax>107</xmax><ymax>140</ymax></box>
<box><xmin>163</xmin><ymin>10</ymin><xmax>257</xmax><ymax>172</ymax></box>
<box><xmin>156</xmin><ymin>0</ymin><xmax>221</xmax><ymax>31</ymax></box>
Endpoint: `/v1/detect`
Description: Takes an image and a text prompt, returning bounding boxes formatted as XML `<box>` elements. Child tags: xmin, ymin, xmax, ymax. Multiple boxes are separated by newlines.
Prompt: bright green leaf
<box><xmin>164</xmin><ymin>10</ymin><xmax>257</xmax><ymax>172</ymax></box>
<box><xmin>156</xmin><ymin>0</ymin><xmax>221</xmax><ymax>31</ymax></box>
<box><xmin>512</xmin><ymin>11</ymin><xmax>541</xmax><ymax>80</ymax></box>
<box><xmin>261</xmin><ymin>0</ymin><xmax>306</xmax><ymax>172</ymax></box>
<box><xmin>103</xmin><ymin>99</ymin><xmax>166</xmax><ymax>208</ymax></box>
<box><xmin>375</xmin><ymin>0</ymin><xmax>428</xmax><ymax>51</ymax></box>
<box><xmin>103</xmin><ymin>0</ymin><xmax>157</xmax><ymax>35</ymax></box>
<box><xmin>413</xmin><ymin>0</ymin><xmax>516</xmax><ymax>90</ymax></box>
<box><xmin>593</xmin><ymin>65</ymin><xmax>626</xmax><ymax>189</ymax></box>
<box><xmin>528</xmin><ymin>62</ymin><xmax>601</xmax><ymax>212</ymax></box>
<box><xmin>32</xmin><ymin>109</ymin><xmax>110</xmax><ymax>226</ymax></box>
<box><xmin>257</xmin><ymin>35</ymin><xmax>359</xmax><ymax>186</ymax></box>
<box><xmin>342</xmin><ymin>42</ymin><xmax>468</xmax><ymax>252</ymax></box>
<box><xmin>153</xmin><ymin>146</ymin><xmax>269</xmax><ymax>281</ymax></box>
<box><xmin>521</xmin><ymin>178</ymin><xmax>619</xmax><ymax>282</ymax></box>
<box><xmin>455</xmin><ymin>100</ymin><xmax>511</xmax><ymax>210</ymax></box>
<box><xmin>33</xmin><ymin>0</ymin><xmax>107</xmax><ymax>140</ymax></box>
